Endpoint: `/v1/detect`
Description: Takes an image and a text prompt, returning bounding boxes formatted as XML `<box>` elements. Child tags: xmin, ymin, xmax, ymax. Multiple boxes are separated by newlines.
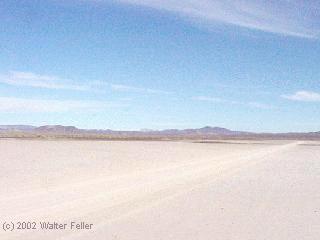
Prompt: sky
<box><xmin>0</xmin><ymin>0</ymin><xmax>320</xmax><ymax>132</ymax></box>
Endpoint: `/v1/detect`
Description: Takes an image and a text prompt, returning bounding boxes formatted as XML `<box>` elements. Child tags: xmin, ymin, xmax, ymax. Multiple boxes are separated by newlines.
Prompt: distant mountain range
<box><xmin>0</xmin><ymin>125</ymin><xmax>319</xmax><ymax>140</ymax></box>
<box><xmin>0</xmin><ymin>125</ymin><xmax>247</xmax><ymax>135</ymax></box>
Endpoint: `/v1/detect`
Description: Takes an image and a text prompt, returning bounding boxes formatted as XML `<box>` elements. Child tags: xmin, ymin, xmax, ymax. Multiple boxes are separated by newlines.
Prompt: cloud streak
<box><xmin>116</xmin><ymin>0</ymin><xmax>320</xmax><ymax>38</ymax></box>
<box><xmin>0</xmin><ymin>71</ymin><xmax>89</xmax><ymax>91</ymax></box>
<box><xmin>0</xmin><ymin>71</ymin><xmax>172</xmax><ymax>96</ymax></box>
<box><xmin>0</xmin><ymin>97</ymin><xmax>127</xmax><ymax>113</ymax></box>
<box><xmin>111</xmin><ymin>84</ymin><xmax>172</xmax><ymax>94</ymax></box>
<box><xmin>282</xmin><ymin>91</ymin><xmax>320</xmax><ymax>102</ymax></box>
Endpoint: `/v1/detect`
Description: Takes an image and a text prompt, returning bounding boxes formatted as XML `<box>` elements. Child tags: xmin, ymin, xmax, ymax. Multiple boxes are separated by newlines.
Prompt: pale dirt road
<box><xmin>0</xmin><ymin>140</ymin><xmax>319</xmax><ymax>239</ymax></box>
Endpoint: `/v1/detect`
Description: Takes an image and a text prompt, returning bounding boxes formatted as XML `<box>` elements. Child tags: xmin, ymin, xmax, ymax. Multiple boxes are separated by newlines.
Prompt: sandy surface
<box><xmin>0</xmin><ymin>140</ymin><xmax>319</xmax><ymax>239</ymax></box>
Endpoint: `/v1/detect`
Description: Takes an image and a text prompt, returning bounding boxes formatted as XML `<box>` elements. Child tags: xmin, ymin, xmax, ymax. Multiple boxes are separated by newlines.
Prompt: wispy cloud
<box><xmin>116</xmin><ymin>0</ymin><xmax>320</xmax><ymax>38</ymax></box>
<box><xmin>0</xmin><ymin>71</ymin><xmax>89</xmax><ymax>91</ymax></box>
<box><xmin>111</xmin><ymin>84</ymin><xmax>172</xmax><ymax>94</ymax></box>
<box><xmin>0</xmin><ymin>71</ymin><xmax>172</xmax><ymax>96</ymax></box>
<box><xmin>282</xmin><ymin>90</ymin><xmax>320</xmax><ymax>102</ymax></box>
<box><xmin>193</xmin><ymin>96</ymin><xmax>274</xmax><ymax>109</ymax></box>
<box><xmin>0</xmin><ymin>97</ymin><xmax>127</xmax><ymax>113</ymax></box>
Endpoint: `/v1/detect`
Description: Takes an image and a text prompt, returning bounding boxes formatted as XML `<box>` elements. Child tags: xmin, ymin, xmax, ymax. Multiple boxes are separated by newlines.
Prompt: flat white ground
<box><xmin>0</xmin><ymin>140</ymin><xmax>319</xmax><ymax>239</ymax></box>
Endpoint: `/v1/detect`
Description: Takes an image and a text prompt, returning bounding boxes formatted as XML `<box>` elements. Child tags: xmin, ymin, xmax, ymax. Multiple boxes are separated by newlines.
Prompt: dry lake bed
<box><xmin>0</xmin><ymin>139</ymin><xmax>319</xmax><ymax>239</ymax></box>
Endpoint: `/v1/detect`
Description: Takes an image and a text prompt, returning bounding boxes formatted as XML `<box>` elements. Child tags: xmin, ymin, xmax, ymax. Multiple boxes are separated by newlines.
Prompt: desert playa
<box><xmin>0</xmin><ymin>139</ymin><xmax>319</xmax><ymax>240</ymax></box>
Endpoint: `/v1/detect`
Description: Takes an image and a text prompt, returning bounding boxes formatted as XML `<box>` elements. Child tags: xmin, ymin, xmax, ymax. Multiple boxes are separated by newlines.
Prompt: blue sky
<box><xmin>0</xmin><ymin>0</ymin><xmax>320</xmax><ymax>132</ymax></box>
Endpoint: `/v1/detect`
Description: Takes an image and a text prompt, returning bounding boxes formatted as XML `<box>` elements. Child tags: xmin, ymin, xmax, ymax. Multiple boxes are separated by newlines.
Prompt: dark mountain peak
<box><xmin>199</xmin><ymin>126</ymin><xmax>230</xmax><ymax>131</ymax></box>
<box><xmin>195</xmin><ymin>126</ymin><xmax>233</xmax><ymax>134</ymax></box>
<box><xmin>201</xmin><ymin>126</ymin><xmax>216</xmax><ymax>129</ymax></box>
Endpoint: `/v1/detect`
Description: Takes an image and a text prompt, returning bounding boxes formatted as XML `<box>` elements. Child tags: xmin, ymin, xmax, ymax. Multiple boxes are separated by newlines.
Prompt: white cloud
<box><xmin>0</xmin><ymin>71</ymin><xmax>89</xmax><ymax>91</ymax></box>
<box><xmin>0</xmin><ymin>97</ymin><xmax>127</xmax><ymax>113</ymax></box>
<box><xmin>115</xmin><ymin>0</ymin><xmax>319</xmax><ymax>38</ymax></box>
<box><xmin>111</xmin><ymin>84</ymin><xmax>172</xmax><ymax>94</ymax></box>
<box><xmin>282</xmin><ymin>91</ymin><xmax>320</xmax><ymax>102</ymax></box>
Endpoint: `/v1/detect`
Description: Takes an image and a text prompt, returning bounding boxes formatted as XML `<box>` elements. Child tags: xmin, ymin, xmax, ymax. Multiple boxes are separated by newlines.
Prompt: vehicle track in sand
<box><xmin>0</xmin><ymin>141</ymin><xmax>300</xmax><ymax>240</ymax></box>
